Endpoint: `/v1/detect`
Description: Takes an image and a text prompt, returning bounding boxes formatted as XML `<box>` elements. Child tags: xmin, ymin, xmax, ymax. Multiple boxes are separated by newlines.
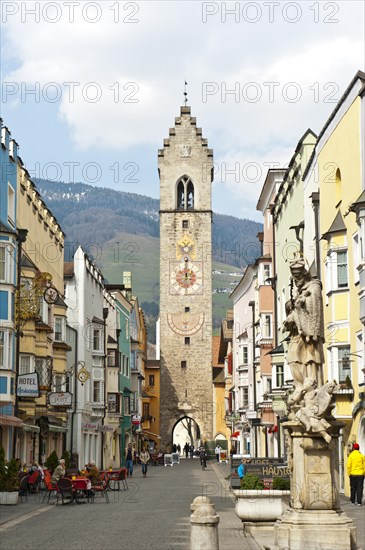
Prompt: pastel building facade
<box><xmin>64</xmin><ymin>247</ymin><xmax>106</xmax><ymax>468</ymax></box>
<box><xmin>0</xmin><ymin>120</ymin><xmax>19</xmax><ymax>459</ymax></box>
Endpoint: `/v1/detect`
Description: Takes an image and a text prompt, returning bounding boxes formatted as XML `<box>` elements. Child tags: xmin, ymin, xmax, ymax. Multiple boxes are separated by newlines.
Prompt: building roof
<box><xmin>256</xmin><ymin>168</ymin><xmax>286</xmax><ymax>212</ymax></box>
<box><xmin>322</xmin><ymin>210</ymin><xmax>346</xmax><ymax>241</ymax></box>
<box><xmin>21</xmin><ymin>253</ymin><xmax>37</xmax><ymax>269</ymax></box>
<box><xmin>350</xmin><ymin>189</ymin><xmax>365</xmax><ymax>213</ymax></box>
<box><xmin>303</xmin><ymin>70</ymin><xmax>365</xmax><ymax>181</ymax></box>
<box><xmin>212</xmin><ymin>335</ymin><xmax>223</xmax><ymax>367</ymax></box>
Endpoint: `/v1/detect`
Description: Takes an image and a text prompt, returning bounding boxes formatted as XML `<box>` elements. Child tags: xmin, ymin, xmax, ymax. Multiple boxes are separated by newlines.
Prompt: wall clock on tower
<box><xmin>170</xmin><ymin>256</ymin><xmax>203</xmax><ymax>295</ymax></box>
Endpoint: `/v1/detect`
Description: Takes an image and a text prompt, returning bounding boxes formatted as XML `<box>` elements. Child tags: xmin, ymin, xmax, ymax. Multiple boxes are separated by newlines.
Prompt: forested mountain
<box><xmin>36</xmin><ymin>179</ymin><xmax>262</xmax><ymax>267</ymax></box>
<box><xmin>35</xmin><ymin>179</ymin><xmax>262</xmax><ymax>341</ymax></box>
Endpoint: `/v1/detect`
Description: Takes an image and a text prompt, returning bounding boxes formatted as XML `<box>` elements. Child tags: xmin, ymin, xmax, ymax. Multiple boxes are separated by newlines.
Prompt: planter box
<box><xmin>233</xmin><ymin>490</ymin><xmax>290</xmax><ymax>522</ymax></box>
<box><xmin>0</xmin><ymin>491</ymin><xmax>19</xmax><ymax>505</ymax></box>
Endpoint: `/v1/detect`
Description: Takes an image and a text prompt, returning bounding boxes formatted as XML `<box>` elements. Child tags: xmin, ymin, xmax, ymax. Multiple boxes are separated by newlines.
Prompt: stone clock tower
<box><xmin>159</xmin><ymin>105</ymin><xmax>214</xmax><ymax>447</ymax></box>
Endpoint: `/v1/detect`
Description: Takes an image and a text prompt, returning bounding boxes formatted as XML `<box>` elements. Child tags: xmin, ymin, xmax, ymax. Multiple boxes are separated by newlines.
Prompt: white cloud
<box><xmin>2</xmin><ymin>0</ymin><xmax>364</xmax><ymax>215</ymax></box>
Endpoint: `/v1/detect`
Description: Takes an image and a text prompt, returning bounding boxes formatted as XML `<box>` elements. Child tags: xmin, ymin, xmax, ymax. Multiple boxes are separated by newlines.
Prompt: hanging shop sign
<box><xmin>132</xmin><ymin>414</ymin><xmax>141</xmax><ymax>425</ymax></box>
<box><xmin>99</xmin><ymin>425</ymin><xmax>114</xmax><ymax>432</ymax></box>
<box><xmin>17</xmin><ymin>373</ymin><xmax>39</xmax><ymax>397</ymax></box>
<box><xmin>48</xmin><ymin>392</ymin><xmax>72</xmax><ymax>407</ymax></box>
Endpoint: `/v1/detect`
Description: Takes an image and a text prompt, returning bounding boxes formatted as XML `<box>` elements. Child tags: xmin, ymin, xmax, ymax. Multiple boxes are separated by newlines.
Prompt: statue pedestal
<box><xmin>274</xmin><ymin>508</ymin><xmax>357</xmax><ymax>550</ymax></box>
<box><xmin>273</xmin><ymin>421</ymin><xmax>357</xmax><ymax>550</ymax></box>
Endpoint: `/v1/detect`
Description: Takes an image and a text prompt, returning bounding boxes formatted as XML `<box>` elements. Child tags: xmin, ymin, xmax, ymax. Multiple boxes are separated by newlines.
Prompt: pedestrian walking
<box><xmin>347</xmin><ymin>443</ymin><xmax>365</xmax><ymax>505</ymax></box>
<box><xmin>215</xmin><ymin>445</ymin><xmax>221</xmax><ymax>463</ymax></box>
<box><xmin>199</xmin><ymin>447</ymin><xmax>207</xmax><ymax>470</ymax></box>
<box><xmin>184</xmin><ymin>442</ymin><xmax>189</xmax><ymax>458</ymax></box>
<box><xmin>237</xmin><ymin>459</ymin><xmax>246</xmax><ymax>480</ymax></box>
<box><xmin>125</xmin><ymin>443</ymin><xmax>134</xmax><ymax>478</ymax></box>
<box><xmin>189</xmin><ymin>445</ymin><xmax>194</xmax><ymax>459</ymax></box>
<box><xmin>172</xmin><ymin>443</ymin><xmax>177</xmax><ymax>453</ymax></box>
<box><xmin>140</xmin><ymin>448</ymin><xmax>150</xmax><ymax>477</ymax></box>
<box><xmin>177</xmin><ymin>444</ymin><xmax>181</xmax><ymax>454</ymax></box>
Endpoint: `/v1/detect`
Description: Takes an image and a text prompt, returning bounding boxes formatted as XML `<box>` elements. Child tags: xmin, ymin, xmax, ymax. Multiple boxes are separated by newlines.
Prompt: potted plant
<box><xmin>0</xmin><ymin>446</ymin><xmax>19</xmax><ymax>505</ymax></box>
<box><xmin>45</xmin><ymin>450</ymin><xmax>58</xmax><ymax>473</ymax></box>
<box><xmin>234</xmin><ymin>473</ymin><xmax>290</xmax><ymax>523</ymax></box>
<box><xmin>273</xmin><ymin>477</ymin><xmax>290</xmax><ymax>490</ymax></box>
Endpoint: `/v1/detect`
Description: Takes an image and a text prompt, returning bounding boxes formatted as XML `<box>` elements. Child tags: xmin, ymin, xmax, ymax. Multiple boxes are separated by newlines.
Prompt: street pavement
<box><xmin>0</xmin><ymin>459</ymin><xmax>364</xmax><ymax>550</ymax></box>
<box><xmin>0</xmin><ymin>458</ymin><xmax>258</xmax><ymax>550</ymax></box>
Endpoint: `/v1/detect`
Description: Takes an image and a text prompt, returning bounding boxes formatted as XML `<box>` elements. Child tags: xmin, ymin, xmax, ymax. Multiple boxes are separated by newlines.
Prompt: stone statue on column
<box><xmin>272</xmin><ymin>258</ymin><xmax>357</xmax><ymax>550</ymax></box>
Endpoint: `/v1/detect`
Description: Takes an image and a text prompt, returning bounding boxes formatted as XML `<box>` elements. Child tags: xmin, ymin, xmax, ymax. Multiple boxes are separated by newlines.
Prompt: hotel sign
<box><xmin>17</xmin><ymin>373</ymin><xmax>39</xmax><ymax>397</ymax></box>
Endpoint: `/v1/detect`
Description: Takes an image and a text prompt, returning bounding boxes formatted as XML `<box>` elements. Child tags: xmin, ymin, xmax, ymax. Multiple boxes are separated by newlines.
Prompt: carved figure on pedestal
<box><xmin>295</xmin><ymin>379</ymin><xmax>338</xmax><ymax>443</ymax></box>
<box><xmin>283</xmin><ymin>259</ymin><xmax>338</xmax><ymax>445</ymax></box>
<box><xmin>283</xmin><ymin>259</ymin><xmax>324</xmax><ymax>389</ymax></box>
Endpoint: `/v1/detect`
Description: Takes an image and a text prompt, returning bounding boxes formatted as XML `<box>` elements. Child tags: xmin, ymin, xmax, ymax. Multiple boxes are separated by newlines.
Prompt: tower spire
<box><xmin>183</xmin><ymin>81</ymin><xmax>188</xmax><ymax>106</ymax></box>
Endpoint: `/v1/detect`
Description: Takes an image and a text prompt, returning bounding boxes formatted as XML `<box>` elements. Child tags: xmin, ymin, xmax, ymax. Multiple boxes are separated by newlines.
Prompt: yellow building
<box><xmin>212</xmin><ymin>335</ymin><xmax>230</xmax><ymax>448</ymax></box>
<box><xmin>142</xmin><ymin>355</ymin><xmax>161</xmax><ymax>451</ymax></box>
<box><xmin>318</xmin><ymin>70</ymin><xmax>365</xmax><ymax>495</ymax></box>
<box><xmin>15</xmin><ymin>161</ymin><xmax>69</xmax><ymax>465</ymax></box>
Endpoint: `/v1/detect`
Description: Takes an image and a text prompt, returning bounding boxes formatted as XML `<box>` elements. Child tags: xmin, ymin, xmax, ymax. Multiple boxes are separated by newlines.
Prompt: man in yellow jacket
<box><xmin>347</xmin><ymin>443</ymin><xmax>365</xmax><ymax>505</ymax></box>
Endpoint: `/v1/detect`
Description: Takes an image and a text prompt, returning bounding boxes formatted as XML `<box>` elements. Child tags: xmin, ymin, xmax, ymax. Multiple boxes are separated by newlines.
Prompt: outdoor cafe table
<box><xmin>101</xmin><ymin>469</ymin><xmax>127</xmax><ymax>491</ymax></box>
<box><xmin>70</xmin><ymin>476</ymin><xmax>91</xmax><ymax>503</ymax></box>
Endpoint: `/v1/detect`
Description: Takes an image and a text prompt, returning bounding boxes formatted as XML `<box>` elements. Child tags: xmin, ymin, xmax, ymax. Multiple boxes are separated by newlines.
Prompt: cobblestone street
<box><xmin>1</xmin><ymin>460</ymin><xmax>364</xmax><ymax>550</ymax></box>
<box><xmin>0</xmin><ymin>459</ymin><xmax>257</xmax><ymax>550</ymax></box>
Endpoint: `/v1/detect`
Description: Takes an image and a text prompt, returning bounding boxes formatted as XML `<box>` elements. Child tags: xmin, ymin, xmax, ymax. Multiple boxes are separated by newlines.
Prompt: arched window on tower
<box><xmin>177</xmin><ymin>180</ymin><xmax>185</xmax><ymax>209</ymax></box>
<box><xmin>176</xmin><ymin>176</ymin><xmax>194</xmax><ymax>210</ymax></box>
<box><xmin>187</xmin><ymin>181</ymin><xmax>194</xmax><ymax>210</ymax></box>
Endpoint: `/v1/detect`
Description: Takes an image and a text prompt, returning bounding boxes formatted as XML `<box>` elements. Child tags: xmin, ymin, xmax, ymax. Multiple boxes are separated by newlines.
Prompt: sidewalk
<box><xmin>0</xmin><ymin>492</ymin><xmax>51</xmax><ymax>527</ymax></box>
<box><xmin>212</xmin><ymin>460</ymin><xmax>365</xmax><ymax>550</ymax></box>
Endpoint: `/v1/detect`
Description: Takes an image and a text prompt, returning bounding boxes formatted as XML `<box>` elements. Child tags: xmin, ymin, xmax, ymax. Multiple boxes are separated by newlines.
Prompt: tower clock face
<box><xmin>170</xmin><ymin>260</ymin><xmax>203</xmax><ymax>295</ymax></box>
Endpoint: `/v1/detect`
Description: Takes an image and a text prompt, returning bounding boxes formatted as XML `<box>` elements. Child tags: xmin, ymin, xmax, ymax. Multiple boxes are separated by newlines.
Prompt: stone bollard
<box><xmin>190</xmin><ymin>495</ymin><xmax>220</xmax><ymax>550</ymax></box>
<box><xmin>190</xmin><ymin>495</ymin><xmax>212</xmax><ymax>512</ymax></box>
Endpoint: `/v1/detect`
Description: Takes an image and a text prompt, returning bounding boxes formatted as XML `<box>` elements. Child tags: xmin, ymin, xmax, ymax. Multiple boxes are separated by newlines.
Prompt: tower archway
<box><xmin>172</xmin><ymin>416</ymin><xmax>201</xmax><ymax>450</ymax></box>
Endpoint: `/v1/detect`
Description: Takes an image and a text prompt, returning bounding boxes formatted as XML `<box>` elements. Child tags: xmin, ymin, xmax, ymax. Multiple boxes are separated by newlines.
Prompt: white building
<box><xmin>64</xmin><ymin>246</ymin><xmax>107</xmax><ymax>468</ymax></box>
<box><xmin>230</xmin><ymin>265</ymin><xmax>256</xmax><ymax>455</ymax></box>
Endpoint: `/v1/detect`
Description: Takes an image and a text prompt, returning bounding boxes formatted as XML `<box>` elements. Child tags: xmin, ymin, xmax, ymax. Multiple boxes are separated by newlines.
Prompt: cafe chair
<box><xmin>119</xmin><ymin>468</ymin><xmax>128</xmax><ymax>491</ymax></box>
<box><xmin>42</xmin><ymin>474</ymin><xmax>58</xmax><ymax>504</ymax></box>
<box><xmin>56</xmin><ymin>478</ymin><xmax>74</xmax><ymax>505</ymax></box>
<box><xmin>28</xmin><ymin>471</ymin><xmax>41</xmax><ymax>493</ymax></box>
<box><xmin>19</xmin><ymin>475</ymin><xmax>29</xmax><ymax>502</ymax></box>
<box><xmin>90</xmin><ymin>478</ymin><xmax>109</xmax><ymax>504</ymax></box>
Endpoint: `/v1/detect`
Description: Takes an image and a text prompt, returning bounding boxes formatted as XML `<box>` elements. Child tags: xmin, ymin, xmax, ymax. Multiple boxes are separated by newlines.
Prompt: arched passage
<box><xmin>172</xmin><ymin>416</ymin><xmax>201</xmax><ymax>451</ymax></box>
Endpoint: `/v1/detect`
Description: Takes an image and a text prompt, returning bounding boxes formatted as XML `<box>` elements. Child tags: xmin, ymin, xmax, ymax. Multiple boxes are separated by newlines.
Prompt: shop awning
<box><xmin>49</xmin><ymin>425</ymin><xmax>67</xmax><ymax>433</ymax></box>
<box><xmin>0</xmin><ymin>414</ymin><xmax>23</xmax><ymax>427</ymax></box>
<box><xmin>22</xmin><ymin>424</ymin><xmax>40</xmax><ymax>433</ymax></box>
<box><xmin>142</xmin><ymin>430</ymin><xmax>161</xmax><ymax>439</ymax></box>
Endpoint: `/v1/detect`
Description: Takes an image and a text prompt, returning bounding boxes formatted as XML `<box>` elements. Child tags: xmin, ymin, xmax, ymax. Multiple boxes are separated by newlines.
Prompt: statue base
<box><xmin>273</xmin><ymin>420</ymin><xmax>358</xmax><ymax>550</ymax></box>
<box><xmin>272</xmin><ymin>508</ymin><xmax>357</xmax><ymax>550</ymax></box>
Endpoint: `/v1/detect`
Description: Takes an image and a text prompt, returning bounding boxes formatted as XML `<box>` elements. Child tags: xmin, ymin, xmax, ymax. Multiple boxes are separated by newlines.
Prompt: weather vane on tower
<box><xmin>183</xmin><ymin>81</ymin><xmax>188</xmax><ymax>106</ymax></box>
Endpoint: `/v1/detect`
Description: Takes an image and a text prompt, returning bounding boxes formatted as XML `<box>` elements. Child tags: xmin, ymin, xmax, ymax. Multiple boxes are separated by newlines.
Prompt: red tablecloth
<box><xmin>71</xmin><ymin>477</ymin><xmax>91</xmax><ymax>490</ymax></box>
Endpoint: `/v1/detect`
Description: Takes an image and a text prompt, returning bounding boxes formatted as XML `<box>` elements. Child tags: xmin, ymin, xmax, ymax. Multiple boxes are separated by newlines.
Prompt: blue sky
<box><xmin>1</xmin><ymin>1</ymin><xmax>364</xmax><ymax>221</ymax></box>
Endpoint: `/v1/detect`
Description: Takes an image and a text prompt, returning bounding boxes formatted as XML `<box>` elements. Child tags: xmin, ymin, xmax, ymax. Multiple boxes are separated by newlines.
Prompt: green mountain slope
<box><xmin>36</xmin><ymin>179</ymin><xmax>261</xmax><ymax>341</ymax></box>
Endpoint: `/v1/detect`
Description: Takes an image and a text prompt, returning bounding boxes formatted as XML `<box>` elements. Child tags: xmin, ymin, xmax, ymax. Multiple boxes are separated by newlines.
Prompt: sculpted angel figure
<box><xmin>283</xmin><ymin>259</ymin><xmax>325</xmax><ymax>389</ymax></box>
<box><xmin>295</xmin><ymin>380</ymin><xmax>338</xmax><ymax>443</ymax></box>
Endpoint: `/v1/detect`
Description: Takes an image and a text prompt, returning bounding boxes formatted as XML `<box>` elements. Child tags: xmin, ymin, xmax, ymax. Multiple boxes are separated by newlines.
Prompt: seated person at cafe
<box><xmin>51</xmin><ymin>459</ymin><xmax>66</xmax><ymax>483</ymax></box>
<box><xmin>85</xmin><ymin>461</ymin><xmax>101</xmax><ymax>484</ymax></box>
